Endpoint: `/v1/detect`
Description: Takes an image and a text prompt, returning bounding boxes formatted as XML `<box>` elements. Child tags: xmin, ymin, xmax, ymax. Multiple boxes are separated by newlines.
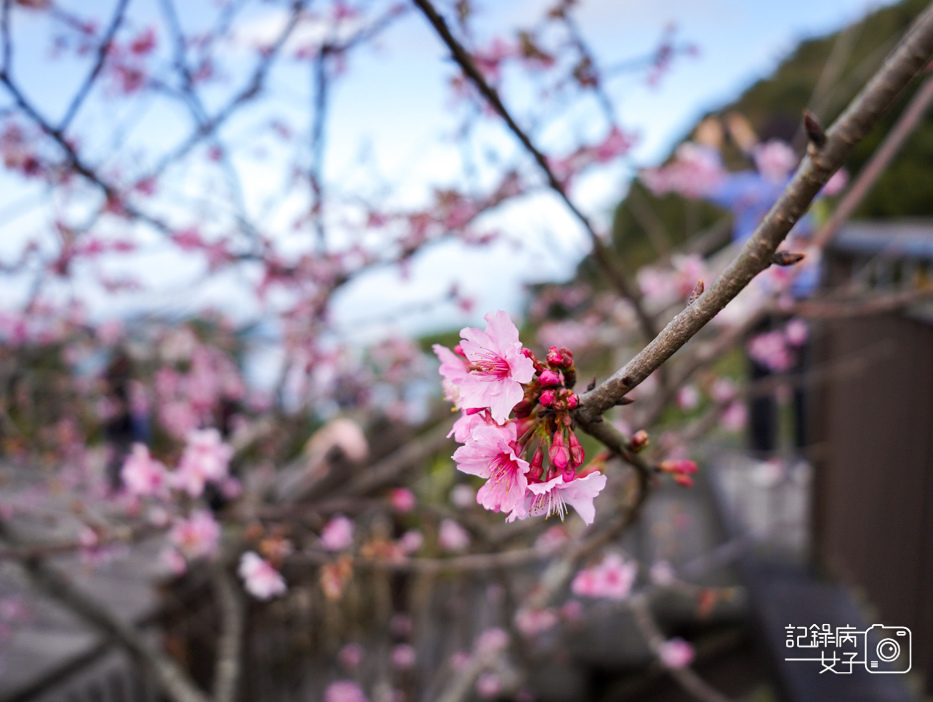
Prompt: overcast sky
<box><xmin>0</xmin><ymin>0</ymin><xmax>897</xmax><ymax>342</ymax></box>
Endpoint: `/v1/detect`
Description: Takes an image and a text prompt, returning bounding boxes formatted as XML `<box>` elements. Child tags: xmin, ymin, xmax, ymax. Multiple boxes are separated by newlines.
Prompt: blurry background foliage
<box><xmin>606</xmin><ymin>0</ymin><xmax>933</xmax><ymax>273</ymax></box>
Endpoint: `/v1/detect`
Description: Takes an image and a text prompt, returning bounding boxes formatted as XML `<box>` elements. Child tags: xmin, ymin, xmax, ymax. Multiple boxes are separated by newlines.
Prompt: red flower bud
<box><xmin>658</xmin><ymin>459</ymin><xmax>698</xmax><ymax>475</ymax></box>
<box><xmin>629</xmin><ymin>430</ymin><xmax>649</xmax><ymax>452</ymax></box>
<box><xmin>513</xmin><ymin>399</ymin><xmax>533</xmax><ymax>418</ymax></box>
<box><xmin>673</xmin><ymin>473</ymin><xmax>694</xmax><ymax>487</ymax></box>
<box><xmin>566</xmin><ymin>392</ymin><xmax>579</xmax><ymax>409</ymax></box>
<box><xmin>549</xmin><ymin>432</ymin><xmax>569</xmax><ymax>472</ymax></box>
<box><xmin>540</xmin><ymin>389</ymin><xmax>556</xmax><ymax>406</ymax></box>
<box><xmin>559</xmin><ymin>348</ymin><xmax>574</xmax><ymax>368</ymax></box>
<box><xmin>539</xmin><ymin>369</ymin><xmax>561</xmax><ymax>386</ymax></box>
<box><xmin>529</xmin><ymin>445</ymin><xmax>545</xmax><ymax>480</ymax></box>
<box><xmin>546</xmin><ymin>347</ymin><xmax>562</xmax><ymax>365</ymax></box>
<box><xmin>568</xmin><ymin>431</ymin><xmax>584</xmax><ymax>467</ymax></box>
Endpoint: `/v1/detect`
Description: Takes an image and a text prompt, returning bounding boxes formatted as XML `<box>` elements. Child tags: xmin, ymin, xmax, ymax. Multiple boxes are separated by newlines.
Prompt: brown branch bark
<box><xmin>58</xmin><ymin>0</ymin><xmax>131</xmax><ymax>132</ymax></box>
<box><xmin>630</xmin><ymin>594</ymin><xmax>733</xmax><ymax>702</ymax></box>
<box><xmin>23</xmin><ymin>557</ymin><xmax>212</xmax><ymax>702</ymax></box>
<box><xmin>212</xmin><ymin>566</ymin><xmax>244</xmax><ymax>702</ymax></box>
<box><xmin>575</xmin><ymin>2</ymin><xmax>933</xmax><ymax>424</ymax></box>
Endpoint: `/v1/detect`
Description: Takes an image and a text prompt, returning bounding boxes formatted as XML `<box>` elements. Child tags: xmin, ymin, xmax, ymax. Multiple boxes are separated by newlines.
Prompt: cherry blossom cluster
<box><xmin>747</xmin><ymin>318</ymin><xmax>808</xmax><ymax>372</ymax></box>
<box><xmin>435</xmin><ymin>311</ymin><xmax>607</xmax><ymax>526</ymax></box>
<box><xmin>121</xmin><ymin>428</ymin><xmax>287</xmax><ymax>600</ymax></box>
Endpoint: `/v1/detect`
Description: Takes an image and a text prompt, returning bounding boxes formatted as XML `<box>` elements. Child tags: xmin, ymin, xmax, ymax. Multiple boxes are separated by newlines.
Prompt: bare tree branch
<box><xmin>1</xmin><ymin>0</ymin><xmax>12</xmax><ymax>76</ymax></box>
<box><xmin>58</xmin><ymin>0</ymin><xmax>131</xmax><ymax>133</ymax></box>
<box><xmin>814</xmin><ymin>73</ymin><xmax>933</xmax><ymax>248</ymax></box>
<box><xmin>23</xmin><ymin>557</ymin><xmax>213</xmax><ymax>702</ymax></box>
<box><xmin>212</xmin><ymin>565</ymin><xmax>244</xmax><ymax>702</ymax></box>
<box><xmin>410</xmin><ymin>0</ymin><xmax>659</xmax><ymax>343</ymax></box>
<box><xmin>630</xmin><ymin>594</ymin><xmax>733</xmax><ymax>702</ymax></box>
<box><xmin>576</xmin><ymin>2</ymin><xmax>933</xmax><ymax>423</ymax></box>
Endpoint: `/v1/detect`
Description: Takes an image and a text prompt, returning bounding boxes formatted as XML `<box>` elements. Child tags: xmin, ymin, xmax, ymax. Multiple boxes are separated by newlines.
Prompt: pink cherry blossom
<box><xmin>338</xmin><ymin>642</ymin><xmax>364</xmax><ymax>669</ymax></box>
<box><xmin>785</xmin><ymin>317</ymin><xmax>808</xmax><ymax>346</ymax></box>
<box><xmin>120</xmin><ymin>444</ymin><xmax>167</xmax><ymax>497</ymax></box>
<box><xmin>571</xmin><ymin>553</ymin><xmax>637</xmax><ymax>601</ymax></box>
<box><xmin>438</xmin><ymin>518</ymin><xmax>471</xmax><ymax>553</ymax></box>
<box><xmin>433</xmin><ymin>343</ymin><xmax>470</xmax><ymax>408</ymax></box>
<box><xmin>453</xmin><ymin>422</ymin><xmax>529</xmax><ymax>514</ymax></box>
<box><xmin>508</xmin><ymin>472</ymin><xmax>607</xmax><ymax>525</ymax></box>
<box><xmin>476</xmin><ymin>674</ymin><xmax>501</xmax><ymax>699</ymax></box>
<box><xmin>659</xmin><ymin>637</ymin><xmax>695</xmax><ymax>669</ymax></box>
<box><xmin>325</xmin><ymin>681</ymin><xmax>368</xmax><ymax>702</ymax></box>
<box><xmin>173</xmin><ymin>428</ymin><xmax>233</xmax><ymax>497</ymax></box>
<box><xmin>640</xmin><ymin>142</ymin><xmax>724</xmax><ymax>198</ymax></box>
<box><xmin>170</xmin><ymin>510</ymin><xmax>221</xmax><ymax>560</ymax></box>
<box><xmin>399</xmin><ymin>529</ymin><xmax>424</xmax><ymax>554</ymax></box>
<box><xmin>448</xmin><ymin>408</ymin><xmax>492</xmax><ymax>443</ymax></box>
<box><xmin>238</xmin><ymin>551</ymin><xmax>287</xmax><ymax>600</ymax></box>
<box><xmin>513</xmin><ymin>607</ymin><xmax>558</xmax><ymax>638</ymax></box>
<box><xmin>320</xmin><ymin>514</ymin><xmax>354</xmax><ymax>552</ymax></box>
<box><xmin>457</xmin><ymin>311</ymin><xmax>534</xmax><ymax>423</ymax></box>
<box><xmin>391</xmin><ymin>643</ymin><xmax>416</xmax><ymax>669</ymax></box>
<box><xmin>474</xmin><ymin>627</ymin><xmax>509</xmax><ymax>656</ymax></box>
<box><xmin>710</xmin><ymin>378</ymin><xmax>738</xmax><ymax>403</ymax></box>
<box><xmin>534</xmin><ymin>524</ymin><xmax>569</xmax><ymax>553</ymax></box>
<box><xmin>721</xmin><ymin>402</ymin><xmax>747</xmax><ymax>432</ymax></box>
<box><xmin>389</xmin><ymin>488</ymin><xmax>416</xmax><ymax>513</ymax></box>
<box><xmin>748</xmin><ymin>330</ymin><xmax>794</xmax><ymax>372</ymax></box>
<box><xmin>676</xmin><ymin>385</ymin><xmax>700</xmax><ymax>411</ymax></box>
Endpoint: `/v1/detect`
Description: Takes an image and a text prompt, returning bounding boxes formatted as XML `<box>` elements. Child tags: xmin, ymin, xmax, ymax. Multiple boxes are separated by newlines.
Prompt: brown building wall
<box><xmin>811</xmin><ymin>254</ymin><xmax>933</xmax><ymax>695</ymax></box>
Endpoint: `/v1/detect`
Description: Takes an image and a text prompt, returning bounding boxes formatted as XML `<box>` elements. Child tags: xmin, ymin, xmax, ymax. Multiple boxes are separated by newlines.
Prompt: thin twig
<box><xmin>58</xmin><ymin>0</ymin><xmax>131</xmax><ymax>132</ymax></box>
<box><xmin>212</xmin><ymin>565</ymin><xmax>244</xmax><ymax>702</ymax></box>
<box><xmin>630</xmin><ymin>594</ymin><xmax>733</xmax><ymax>702</ymax></box>
<box><xmin>1</xmin><ymin>0</ymin><xmax>12</xmax><ymax>75</ymax></box>
<box><xmin>410</xmin><ymin>0</ymin><xmax>658</xmax><ymax>343</ymax></box>
<box><xmin>814</xmin><ymin>73</ymin><xmax>933</xmax><ymax>248</ymax></box>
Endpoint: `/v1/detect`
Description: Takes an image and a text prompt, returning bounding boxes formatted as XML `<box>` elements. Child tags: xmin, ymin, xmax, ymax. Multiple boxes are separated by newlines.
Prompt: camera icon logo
<box><xmin>864</xmin><ymin>625</ymin><xmax>911</xmax><ymax>673</ymax></box>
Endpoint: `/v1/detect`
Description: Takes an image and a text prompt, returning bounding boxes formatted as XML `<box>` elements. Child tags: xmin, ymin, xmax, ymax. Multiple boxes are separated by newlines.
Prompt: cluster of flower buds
<box><xmin>657</xmin><ymin>458</ymin><xmax>698</xmax><ymax>487</ymax></box>
<box><xmin>435</xmin><ymin>311</ymin><xmax>606</xmax><ymax>525</ymax></box>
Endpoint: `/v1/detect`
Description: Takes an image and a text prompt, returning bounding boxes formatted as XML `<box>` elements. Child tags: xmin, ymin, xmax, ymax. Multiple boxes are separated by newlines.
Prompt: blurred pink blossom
<box><xmin>476</xmin><ymin>673</ymin><xmax>501</xmax><ymax>698</ymax></box>
<box><xmin>659</xmin><ymin>637</ymin><xmax>695</xmax><ymax>669</ymax></box>
<box><xmin>389</xmin><ymin>488</ymin><xmax>416</xmax><ymax>513</ymax></box>
<box><xmin>320</xmin><ymin>515</ymin><xmax>354</xmax><ymax>552</ymax></box>
<box><xmin>391</xmin><ymin>644</ymin><xmax>416</xmax><ymax>669</ymax></box>
<box><xmin>121</xmin><ymin>444</ymin><xmax>167</xmax><ymax>497</ymax></box>
<box><xmin>325</xmin><ymin>680</ymin><xmax>368</xmax><ymax>702</ymax></box>
<box><xmin>173</xmin><ymin>428</ymin><xmax>233</xmax><ymax>497</ymax></box>
<box><xmin>438</xmin><ymin>519</ymin><xmax>470</xmax><ymax>553</ymax></box>
<box><xmin>514</xmin><ymin>607</ymin><xmax>558</xmax><ymax>638</ymax></box>
<box><xmin>170</xmin><ymin>510</ymin><xmax>220</xmax><ymax>560</ymax></box>
<box><xmin>748</xmin><ymin>330</ymin><xmax>794</xmax><ymax>372</ymax></box>
<box><xmin>475</xmin><ymin>627</ymin><xmax>509</xmax><ymax>656</ymax></box>
<box><xmin>238</xmin><ymin>551</ymin><xmax>287</xmax><ymax>600</ymax></box>
<box><xmin>571</xmin><ymin>553</ymin><xmax>637</xmax><ymax>600</ymax></box>
<box><xmin>338</xmin><ymin>642</ymin><xmax>364</xmax><ymax>669</ymax></box>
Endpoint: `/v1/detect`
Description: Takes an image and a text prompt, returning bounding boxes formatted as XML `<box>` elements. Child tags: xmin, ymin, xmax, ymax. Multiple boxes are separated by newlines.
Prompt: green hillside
<box><xmin>610</xmin><ymin>0</ymin><xmax>933</xmax><ymax>269</ymax></box>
